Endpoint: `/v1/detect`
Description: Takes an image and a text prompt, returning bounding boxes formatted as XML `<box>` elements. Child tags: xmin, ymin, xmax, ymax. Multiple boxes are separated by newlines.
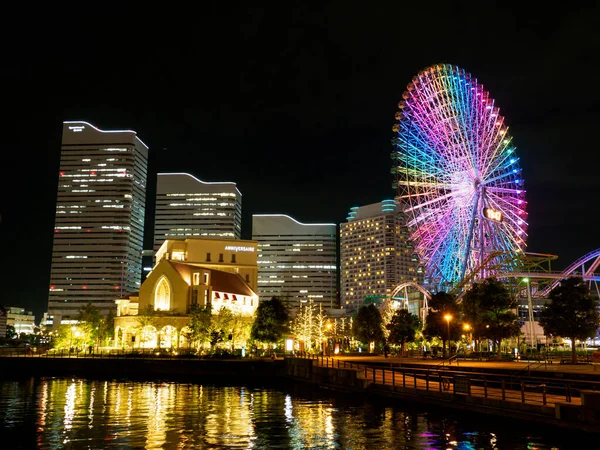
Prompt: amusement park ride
<box><xmin>388</xmin><ymin>64</ymin><xmax>600</xmax><ymax>338</ymax></box>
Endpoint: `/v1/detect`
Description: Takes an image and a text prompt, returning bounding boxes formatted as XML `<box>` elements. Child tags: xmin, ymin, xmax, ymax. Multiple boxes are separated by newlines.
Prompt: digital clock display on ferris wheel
<box><xmin>483</xmin><ymin>207</ymin><xmax>503</xmax><ymax>223</ymax></box>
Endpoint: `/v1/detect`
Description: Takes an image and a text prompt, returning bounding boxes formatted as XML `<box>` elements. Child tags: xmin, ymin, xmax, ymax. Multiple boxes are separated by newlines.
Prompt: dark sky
<box><xmin>2</xmin><ymin>3</ymin><xmax>599</xmax><ymax>321</ymax></box>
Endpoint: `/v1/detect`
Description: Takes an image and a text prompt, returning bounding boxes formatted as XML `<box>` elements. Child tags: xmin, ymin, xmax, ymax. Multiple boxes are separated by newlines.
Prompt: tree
<box><xmin>352</xmin><ymin>304</ymin><xmax>384</xmax><ymax>352</ymax></box>
<box><xmin>423</xmin><ymin>291</ymin><xmax>459</xmax><ymax>358</ymax></box>
<box><xmin>250</xmin><ymin>297</ymin><xmax>290</xmax><ymax>349</ymax></box>
<box><xmin>460</xmin><ymin>282</ymin><xmax>488</xmax><ymax>351</ymax></box>
<box><xmin>77</xmin><ymin>303</ymin><xmax>103</xmax><ymax>349</ymax></box>
<box><xmin>386</xmin><ymin>309</ymin><xmax>421</xmax><ymax>356</ymax></box>
<box><xmin>539</xmin><ymin>277</ymin><xmax>600</xmax><ymax>364</ymax></box>
<box><xmin>188</xmin><ymin>305</ymin><xmax>213</xmax><ymax>351</ymax></box>
<box><xmin>135</xmin><ymin>305</ymin><xmax>159</xmax><ymax>347</ymax></box>
<box><xmin>6</xmin><ymin>324</ymin><xmax>16</xmax><ymax>339</ymax></box>
<box><xmin>462</xmin><ymin>278</ymin><xmax>520</xmax><ymax>357</ymax></box>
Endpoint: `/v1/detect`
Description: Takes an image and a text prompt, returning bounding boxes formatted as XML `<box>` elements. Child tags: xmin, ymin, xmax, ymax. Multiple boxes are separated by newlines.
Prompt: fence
<box><xmin>299</xmin><ymin>354</ymin><xmax>596</xmax><ymax>407</ymax></box>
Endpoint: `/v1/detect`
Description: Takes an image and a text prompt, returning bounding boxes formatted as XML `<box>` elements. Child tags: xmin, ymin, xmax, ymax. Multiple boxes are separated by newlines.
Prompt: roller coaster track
<box><xmin>537</xmin><ymin>248</ymin><xmax>600</xmax><ymax>297</ymax></box>
<box><xmin>390</xmin><ymin>248</ymin><xmax>600</xmax><ymax>305</ymax></box>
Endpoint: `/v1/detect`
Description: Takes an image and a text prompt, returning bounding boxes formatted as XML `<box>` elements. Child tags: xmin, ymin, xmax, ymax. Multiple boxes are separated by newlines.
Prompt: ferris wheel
<box><xmin>391</xmin><ymin>64</ymin><xmax>528</xmax><ymax>291</ymax></box>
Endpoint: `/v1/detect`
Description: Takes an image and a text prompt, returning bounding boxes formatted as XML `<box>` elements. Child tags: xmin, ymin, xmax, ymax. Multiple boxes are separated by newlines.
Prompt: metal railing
<box><xmin>301</xmin><ymin>355</ymin><xmax>592</xmax><ymax>407</ymax></box>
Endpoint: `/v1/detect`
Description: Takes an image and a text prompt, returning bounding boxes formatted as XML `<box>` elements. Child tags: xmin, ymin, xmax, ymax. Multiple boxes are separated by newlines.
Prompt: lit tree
<box><xmin>379</xmin><ymin>298</ymin><xmax>396</xmax><ymax>340</ymax></box>
<box><xmin>313</xmin><ymin>303</ymin><xmax>328</xmax><ymax>354</ymax></box>
<box><xmin>539</xmin><ymin>277</ymin><xmax>600</xmax><ymax>364</ymax></box>
<box><xmin>188</xmin><ymin>305</ymin><xmax>212</xmax><ymax>352</ymax></box>
<box><xmin>292</xmin><ymin>300</ymin><xmax>315</xmax><ymax>352</ymax></box>
<box><xmin>135</xmin><ymin>305</ymin><xmax>159</xmax><ymax>347</ymax></box>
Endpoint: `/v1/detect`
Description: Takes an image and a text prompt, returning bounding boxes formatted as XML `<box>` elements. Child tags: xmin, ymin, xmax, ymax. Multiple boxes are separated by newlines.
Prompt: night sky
<box><xmin>2</xmin><ymin>4</ymin><xmax>599</xmax><ymax>321</ymax></box>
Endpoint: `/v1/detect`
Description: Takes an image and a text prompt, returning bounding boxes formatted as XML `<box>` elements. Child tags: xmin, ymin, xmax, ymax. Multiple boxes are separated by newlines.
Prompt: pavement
<box><xmin>332</xmin><ymin>355</ymin><xmax>600</xmax><ymax>376</ymax></box>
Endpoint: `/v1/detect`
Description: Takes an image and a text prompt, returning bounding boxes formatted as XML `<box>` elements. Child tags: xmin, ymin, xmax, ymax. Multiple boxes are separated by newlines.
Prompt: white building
<box><xmin>340</xmin><ymin>199</ymin><xmax>422</xmax><ymax>313</ymax></box>
<box><xmin>252</xmin><ymin>214</ymin><xmax>337</xmax><ymax>310</ymax></box>
<box><xmin>153</xmin><ymin>173</ymin><xmax>242</xmax><ymax>252</ymax></box>
<box><xmin>6</xmin><ymin>307</ymin><xmax>36</xmax><ymax>335</ymax></box>
<box><xmin>48</xmin><ymin>121</ymin><xmax>148</xmax><ymax>326</ymax></box>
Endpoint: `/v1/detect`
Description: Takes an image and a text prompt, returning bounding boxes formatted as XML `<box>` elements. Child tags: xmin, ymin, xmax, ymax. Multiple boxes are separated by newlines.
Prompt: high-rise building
<box><xmin>252</xmin><ymin>214</ymin><xmax>337</xmax><ymax>310</ymax></box>
<box><xmin>340</xmin><ymin>199</ymin><xmax>422</xmax><ymax>313</ymax></box>
<box><xmin>48</xmin><ymin>121</ymin><xmax>148</xmax><ymax>326</ymax></box>
<box><xmin>153</xmin><ymin>173</ymin><xmax>242</xmax><ymax>252</ymax></box>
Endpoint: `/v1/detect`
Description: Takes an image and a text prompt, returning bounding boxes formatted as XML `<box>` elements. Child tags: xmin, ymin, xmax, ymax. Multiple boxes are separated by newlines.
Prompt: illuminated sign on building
<box><xmin>224</xmin><ymin>245</ymin><xmax>255</xmax><ymax>252</ymax></box>
<box><xmin>483</xmin><ymin>207</ymin><xmax>503</xmax><ymax>222</ymax></box>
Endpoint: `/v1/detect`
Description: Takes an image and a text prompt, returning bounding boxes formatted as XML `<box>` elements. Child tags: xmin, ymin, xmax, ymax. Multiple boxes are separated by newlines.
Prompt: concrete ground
<box><xmin>332</xmin><ymin>355</ymin><xmax>600</xmax><ymax>376</ymax></box>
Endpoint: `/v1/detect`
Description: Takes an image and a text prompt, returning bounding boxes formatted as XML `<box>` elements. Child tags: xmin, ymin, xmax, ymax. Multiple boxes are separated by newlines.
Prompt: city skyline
<box><xmin>2</xmin><ymin>4</ymin><xmax>599</xmax><ymax>321</ymax></box>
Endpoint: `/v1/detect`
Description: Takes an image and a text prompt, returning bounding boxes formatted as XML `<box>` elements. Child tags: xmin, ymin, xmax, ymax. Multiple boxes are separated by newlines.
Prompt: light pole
<box><xmin>523</xmin><ymin>278</ymin><xmax>536</xmax><ymax>352</ymax></box>
<box><xmin>444</xmin><ymin>314</ymin><xmax>452</xmax><ymax>358</ymax></box>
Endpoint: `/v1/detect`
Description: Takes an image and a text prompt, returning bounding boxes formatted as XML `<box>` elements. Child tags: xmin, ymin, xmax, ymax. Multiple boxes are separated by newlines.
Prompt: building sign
<box><xmin>224</xmin><ymin>245</ymin><xmax>255</xmax><ymax>252</ymax></box>
<box><xmin>68</xmin><ymin>125</ymin><xmax>85</xmax><ymax>132</ymax></box>
<box><xmin>483</xmin><ymin>207</ymin><xmax>503</xmax><ymax>222</ymax></box>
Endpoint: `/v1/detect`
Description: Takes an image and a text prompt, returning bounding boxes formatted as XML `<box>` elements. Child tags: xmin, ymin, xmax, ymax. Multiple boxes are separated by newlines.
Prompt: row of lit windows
<box><xmin>167</xmin><ymin>202</ymin><xmax>235</xmax><ymax>207</ymax></box>
<box><xmin>166</xmin><ymin>192</ymin><xmax>236</xmax><ymax>200</ymax></box>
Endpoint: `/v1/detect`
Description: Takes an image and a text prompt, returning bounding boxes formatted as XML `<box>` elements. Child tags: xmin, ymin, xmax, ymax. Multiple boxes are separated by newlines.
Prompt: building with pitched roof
<box><xmin>114</xmin><ymin>237</ymin><xmax>259</xmax><ymax>349</ymax></box>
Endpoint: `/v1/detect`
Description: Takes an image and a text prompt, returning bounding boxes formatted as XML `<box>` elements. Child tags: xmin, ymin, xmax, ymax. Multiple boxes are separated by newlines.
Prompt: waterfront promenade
<box><xmin>311</xmin><ymin>355</ymin><xmax>600</xmax><ymax>407</ymax></box>
<box><xmin>287</xmin><ymin>353</ymin><xmax>600</xmax><ymax>432</ymax></box>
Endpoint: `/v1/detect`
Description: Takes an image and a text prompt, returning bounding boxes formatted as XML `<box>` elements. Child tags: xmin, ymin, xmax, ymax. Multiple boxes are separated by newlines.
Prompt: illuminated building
<box><xmin>114</xmin><ymin>237</ymin><xmax>259</xmax><ymax>348</ymax></box>
<box><xmin>252</xmin><ymin>214</ymin><xmax>337</xmax><ymax>310</ymax></box>
<box><xmin>340</xmin><ymin>199</ymin><xmax>422</xmax><ymax>313</ymax></box>
<box><xmin>153</xmin><ymin>173</ymin><xmax>242</xmax><ymax>252</ymax></box>
<box><xmin>48</xmin><ymin>121</ymin><xmax>148</xmax><ymax>326</ymax></box>
<box><xmin>5</xmin><ymin>307</ymin><xmax>36</xmax><ymax>335</ymax></box>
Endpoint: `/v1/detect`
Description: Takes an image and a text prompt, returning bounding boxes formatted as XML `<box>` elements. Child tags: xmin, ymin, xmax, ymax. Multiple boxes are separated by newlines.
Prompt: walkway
<box><xmin>307</xmin><ymin>355</ymin><xmax>600</xmax><ymax>409</ymax></box>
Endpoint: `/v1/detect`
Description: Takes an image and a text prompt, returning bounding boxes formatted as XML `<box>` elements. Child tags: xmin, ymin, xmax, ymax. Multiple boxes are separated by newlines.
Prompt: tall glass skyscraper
<box><xmin>340</xmin><ymin>199</ymin><xmax>422</xmax><ymax>313</ymax></box>
<box><xmin>48</xmin><ymin>121</ymin><xmax>148</xmax><ymax>326</ymax></box>
<box><xmin>252</xmin><ymin>214</ymin><xmax>337</xmax><ymax>310</ymax></box>
<box><xmin>153</xmin><ymin>173</ymin><xmax>242</xmax><ymax>252</ymax></box>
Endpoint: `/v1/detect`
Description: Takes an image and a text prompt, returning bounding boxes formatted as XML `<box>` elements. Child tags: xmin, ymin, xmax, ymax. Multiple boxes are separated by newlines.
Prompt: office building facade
<box><xmin>252</xmin><ymin>214</ymin><xmax>337</xmax><ymax>310</ymax></box>
<box><xmin>48</xmin><ymin>121</ymin><xmax>148</xmax><ymax>326</ymax></box>
<box><xmin>340</xmin><ymin>199</ymin><xmax>422</xmax><ymax>313</ymax></box>
<box><xmin>153</xmin><ymin>173</ymin><xmax>242</xmax><ymax>252</ymax></box>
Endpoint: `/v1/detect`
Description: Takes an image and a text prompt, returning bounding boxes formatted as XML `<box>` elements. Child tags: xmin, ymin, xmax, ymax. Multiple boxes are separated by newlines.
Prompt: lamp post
<box><xmin>444</xmin><ymin>314</ymin><xmax>452</xmax><ymax>358</ymax></box>
<box><xmin>523</xmin><ymin>277</ymin><xmax>536</xmax><ymax>352</ymax></box>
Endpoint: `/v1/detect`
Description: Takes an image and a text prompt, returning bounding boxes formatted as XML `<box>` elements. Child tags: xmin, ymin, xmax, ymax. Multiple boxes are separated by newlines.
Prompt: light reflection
<box><xmin>63</xmin><ymin>382</ymin><xmax>76</xmax><ymax>431</ymax></box>
<box><xmin>0</xmin><ymin>378</ymin><xmax>578</xmax><ymax>449</ymax></box>
<box><xmin>88</xmin><ymin>384</ymin><xmax>95</xmax><ymax>428</ymax></box>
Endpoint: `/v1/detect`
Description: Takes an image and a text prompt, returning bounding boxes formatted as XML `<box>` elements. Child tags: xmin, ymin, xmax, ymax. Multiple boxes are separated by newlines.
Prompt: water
<box><xmin>0</xmin><ymin>377</ymin><xmax>589</xmax><ymax>449</ymax></box>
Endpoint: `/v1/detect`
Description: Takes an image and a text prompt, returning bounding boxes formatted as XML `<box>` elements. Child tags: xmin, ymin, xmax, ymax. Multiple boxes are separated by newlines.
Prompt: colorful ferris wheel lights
<box><xmin>392</xmin><ymin>64</ymin><xmax>528</xmax><ymax>291</ymax></box>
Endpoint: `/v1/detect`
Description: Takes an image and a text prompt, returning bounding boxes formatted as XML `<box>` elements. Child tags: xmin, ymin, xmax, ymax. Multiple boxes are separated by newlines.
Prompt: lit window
<box><xmin>171</xmin><ymin>251</ymin><xmax>184</xmax><ymax>261</ymax></box>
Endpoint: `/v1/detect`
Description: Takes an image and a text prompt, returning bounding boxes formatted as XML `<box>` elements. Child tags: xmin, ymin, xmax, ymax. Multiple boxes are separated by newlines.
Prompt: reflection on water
<box><xmin>0</xmin><ymin>377</ymin><xmax>586</xmax><ymax>449</ymax></box>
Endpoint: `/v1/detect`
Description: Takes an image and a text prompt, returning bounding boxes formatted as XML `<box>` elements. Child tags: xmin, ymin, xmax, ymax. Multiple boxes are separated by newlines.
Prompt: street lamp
<box><xmin>444</xmin><ymin>314</ymin><xmax>452</xmax><ymax>357</ymax></box>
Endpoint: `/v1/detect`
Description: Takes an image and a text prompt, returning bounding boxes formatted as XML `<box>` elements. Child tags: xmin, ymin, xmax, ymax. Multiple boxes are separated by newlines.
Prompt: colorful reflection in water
<box><xmin>0</xmin><ymin>378</ymin><xmax>586</xmax><ymax>449</ymax></box>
